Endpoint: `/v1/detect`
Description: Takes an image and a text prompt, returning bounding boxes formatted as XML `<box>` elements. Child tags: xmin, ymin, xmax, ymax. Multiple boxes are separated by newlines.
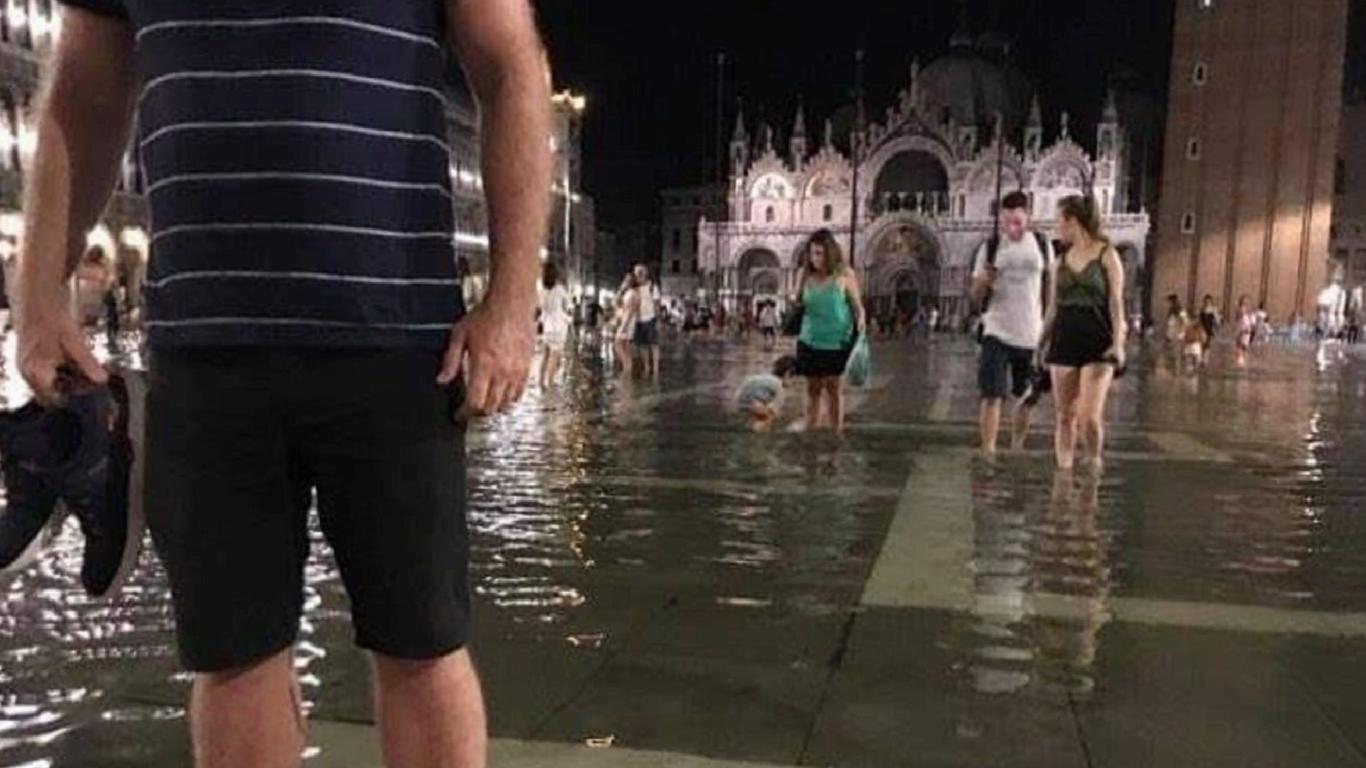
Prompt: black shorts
<box><xmin>146</xmin><ymin>348</ymin><xmax>469</xmax><ymax>673</ymax></box>
<box><xmin>978</xmin><ymin>336</ymin><xmax>1034</xmax><ymax>399</ymax></box>
<box><xmin>634</xmin><ymin>319</ymin><xmax>659</xmax><ymax>347</ymax></box>
<box><xmin>797</xmin><ymin>341</ymin><xmax>853</xmax><ymax>378</ymax></box>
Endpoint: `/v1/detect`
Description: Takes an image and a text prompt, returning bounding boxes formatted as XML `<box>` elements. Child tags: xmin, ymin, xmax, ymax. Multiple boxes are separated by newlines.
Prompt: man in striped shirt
<box><xmin>17</xmin><ymin>1</ymin><xmax>552</xmax><ymax>766</ymax></box>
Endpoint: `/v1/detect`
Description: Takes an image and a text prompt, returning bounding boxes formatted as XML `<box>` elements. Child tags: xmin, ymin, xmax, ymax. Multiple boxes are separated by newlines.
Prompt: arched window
<box><xmin>823</xmin><ymin>204</ymin><xmax>833</xmax><ymax>222</ymax></box>
<box><xmin>765</xmin><ymin>206</ymin><xmax>775</xmax><ymax>223</ymax></box>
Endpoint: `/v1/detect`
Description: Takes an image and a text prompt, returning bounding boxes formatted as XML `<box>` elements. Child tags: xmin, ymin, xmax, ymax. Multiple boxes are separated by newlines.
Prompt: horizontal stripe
<box><xmin>151</xmin><ymin>223</ymin><xmax>453</xmax><ymax>245</ymax></box>
<box><xmin>141</xmin><ymin>121</ymin><xmax>451</xmax><ymax>153</ymax></box>
<box><xmin>145</xmin><ymin>271</ymin><xmax>460</xmax><ymax>290</ymax></box>
<box><xmin>141</xmin><ymin>69</ymin><xmax>448</xmax><ymax>105</ymax></box>
<box><xmin>136</xmin><ymin>16</ymin><xmax>442</xmax><ymax>50</ymax></box>
<box><xmin>144</xmin><ymin>318</ymin><xmax>454</xmax><ymax>331</ymax></box>
<box><xmin>146</xmin><ymin>172</ymin><xmax>454</xmax><ymax>200</ymax></box>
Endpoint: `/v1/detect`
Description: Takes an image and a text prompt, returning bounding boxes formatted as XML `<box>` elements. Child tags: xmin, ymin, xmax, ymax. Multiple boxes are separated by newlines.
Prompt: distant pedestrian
<box><xmin>632</xmin><ymin>265</ymin><xmax>662</xmax><ymax>378</ymax></box>
<box><xmin>757</xmin><ymin>301</ymin><xmax>778</xmax><ymax>350</ymax></box>
<box><xmin>1199</xmin><ymin>294</ymin><xmax>1220</xmax><ymax>365</ymax></box>
<box><xmin>793</xmin><ymin>229</ymin><xmax>866</xmax><ymax>435</ymax></box>
<box><xmin>538</xmin><ymin>262</ymin><xmax>573</xmax><ymax>388</ymax></box>
<box><xmin>1235</xmin><ymin>295</ymin><xmax>1255</xmax><ymax>367</ymax></box>
<box><xmin>614</xmin><ymin>274</ymin><xmax>639</xmax><ymax>378</ymax></box>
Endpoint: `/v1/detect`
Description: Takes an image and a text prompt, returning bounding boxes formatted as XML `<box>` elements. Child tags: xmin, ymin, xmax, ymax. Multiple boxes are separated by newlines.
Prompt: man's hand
<box><xmin>18</xmin><ymin>305</ymin><xmax>107</xmax><ymax>405</ymax></box>
<box><xmin>437</xmin><ymin>297</ymin><xmax>536</xmax><ymax>419</ymax></box>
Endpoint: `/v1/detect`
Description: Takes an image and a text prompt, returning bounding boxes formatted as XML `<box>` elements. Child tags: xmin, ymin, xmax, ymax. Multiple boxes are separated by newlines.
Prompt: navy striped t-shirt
<box><xmin>59</xmin><ymin>0</ymin><xmax>465</xmax><ymax>349</ymax></box>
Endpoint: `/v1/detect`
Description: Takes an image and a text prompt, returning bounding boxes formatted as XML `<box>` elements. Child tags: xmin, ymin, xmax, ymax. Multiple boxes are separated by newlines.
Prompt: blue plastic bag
<box><xmin>845</xmin><ymin>336</ymin><xmax>871</xmax><ymax>387</ymax></box>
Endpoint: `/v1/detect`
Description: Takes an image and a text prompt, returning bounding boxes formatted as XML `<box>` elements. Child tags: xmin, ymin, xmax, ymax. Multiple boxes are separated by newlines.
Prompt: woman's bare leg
<box><xmin>1076</xmin><ymin>364</ymin><xmax>1116</xmax><ymax>467</ymax></box>
<box><xmin>1051</xmin><ymin>366</ymin><xmax>1082</xmax><ymax>470</ymax></box>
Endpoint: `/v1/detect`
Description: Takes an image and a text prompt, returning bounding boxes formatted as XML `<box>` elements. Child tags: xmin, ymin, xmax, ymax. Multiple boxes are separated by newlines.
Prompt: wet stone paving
<box><xmin>3</xmin><ymin>330</ymin><xmax>1366</xmax><ymax>766</ymax></box>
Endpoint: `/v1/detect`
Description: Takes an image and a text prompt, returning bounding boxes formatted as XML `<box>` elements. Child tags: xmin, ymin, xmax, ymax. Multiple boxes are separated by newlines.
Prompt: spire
<box><xmin>1060</xmin><ymin>110</ymin><xmax>1071</xmax><ymax>141</ymax></box>
<box><xmin>1028</xmin><ymin>94</ymin><xmax>1042</xmax><ymax>127</ymax></box>
<box><xmin>790</xmin><ymin>99</ymin><xmax>809</xmax><ymax>167</ymax></box>
<box><xmin>950</xmin><ymin>0</ymin><xmax>973</xmax><ymax>48</ymax></box>
<box><xmin>731</xmin><ymin>100</ymin><xmax>747</xmax><ymax>144</ymax></box>
<box><xmin>1102</xmin><ymin>87</ymin><xmax>1119</xmax><ymax>123</ymax></box>
<box><xmin>823</xmin><ymin>118</ymin><xmax>835</xmax><ymax>150</ymax></box>
<box><xmin>909</xmin><ymin>58</ymin><xmax>922</xmax><ymax>107</ymax></box>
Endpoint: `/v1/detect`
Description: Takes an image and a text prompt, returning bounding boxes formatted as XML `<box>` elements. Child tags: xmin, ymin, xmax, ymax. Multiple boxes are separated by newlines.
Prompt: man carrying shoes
<box><xmin>17</xmin><ymin>1</ymin><xmax>552</xmax><ymax>767</ymax></box>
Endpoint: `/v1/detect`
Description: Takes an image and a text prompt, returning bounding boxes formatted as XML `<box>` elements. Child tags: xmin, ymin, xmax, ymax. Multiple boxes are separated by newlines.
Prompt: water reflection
<box><xmin>955</xmin><ymin>466</ymin><xmax>1112</xmax><ymax>698</ymax></box>
<box><xmin>0</xmin><ymin>333</ymin><xmax>1363</xmax><ymax>763</ymax></box>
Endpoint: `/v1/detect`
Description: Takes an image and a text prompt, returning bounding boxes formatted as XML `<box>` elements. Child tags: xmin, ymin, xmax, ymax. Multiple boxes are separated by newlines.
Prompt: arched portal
<box><xmin>873</xmin><ymin>150</ymin><xmax>950</xmax><ymax>217</ymax></box>
<box><xmin>865</xmin><ymin>221</ymin><xmax>943</xmax><ymax>320</ymax></box>
<box><xmin>736</xmin><ymin>247</ymin><xmax>783</xmax><ymax>305</ymax></box>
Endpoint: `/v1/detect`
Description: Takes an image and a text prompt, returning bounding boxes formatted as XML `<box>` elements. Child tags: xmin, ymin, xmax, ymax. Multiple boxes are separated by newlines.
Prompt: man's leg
<box><xmin>979</xmin><ymin>397</ymin><xmax>1003</xmax><ymax>454</ymax></box>
<box><xmin>308</xmin><ymin>350</ymin><xmax>482</xmax><ymax>768</ymax></box>
<box><xmin>1011</xmin><ymin>400</ymin><xmax>1033</xmax><ymax>450</ymax></box>
<box><xmin>374</xmin><ymin>650</ymin><xmax>487</xmax><ymax>768</ymax></box>
<box><xmin>192</xmin><ymin>651</ymin><xmax>304</xmax><ymax>768</ymax></box>
<box><xmin>145</xmin><ymin>349</ymin><xmax>306</xmax><ymax>768</ymax></box>
<box><xmin>977</xmin><ymin>339</ymin><xmax>1007</xmax><ymax>454</ymax></box>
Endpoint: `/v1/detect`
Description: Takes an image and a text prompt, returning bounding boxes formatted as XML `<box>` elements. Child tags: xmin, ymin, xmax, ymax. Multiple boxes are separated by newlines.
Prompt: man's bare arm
<box><xmin>447</xmin><ymin>0</ymin><xmax>551</xmax><ymax>307</ymax></box>
<box><xmin>17</xmin><ymin>8</ymin><xmax>135</xmax><ymax>398</ymax></box>
<box><xmin>439</xmin><ymin>0</ymin><xmax>552</xmax><ymax>415</ymax></box>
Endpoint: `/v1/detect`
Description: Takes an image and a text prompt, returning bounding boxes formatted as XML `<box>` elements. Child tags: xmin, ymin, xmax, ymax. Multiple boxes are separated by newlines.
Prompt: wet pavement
<box><xmin>3</xmin><ymin>330</ymin><xmax>1366</xmax><ymax>766</ymax></box>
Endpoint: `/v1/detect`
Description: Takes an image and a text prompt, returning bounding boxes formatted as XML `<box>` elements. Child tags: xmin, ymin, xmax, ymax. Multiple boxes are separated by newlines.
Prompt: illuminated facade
<box><xmin>697</xmin><ymin>28</ymin><xmax>1150</xmax><ymax>322</ymax></box>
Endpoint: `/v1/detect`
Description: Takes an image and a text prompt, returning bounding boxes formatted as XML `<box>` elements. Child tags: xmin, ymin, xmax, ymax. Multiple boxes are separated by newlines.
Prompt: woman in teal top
<box><xmin>793</xmin><ymin>229</ymin><xmax>866</xmax><ymax>434</ymax></box>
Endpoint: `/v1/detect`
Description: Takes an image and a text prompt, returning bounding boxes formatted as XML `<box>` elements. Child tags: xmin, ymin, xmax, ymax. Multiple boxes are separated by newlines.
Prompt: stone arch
<box><xmin>736</xmin><ymin>246</ymin><xmax>784</xmax><ymax>303</ymax></box>
<box><xmin>862</xmin><ymin>134</ymin><xmax>956</xmax><ymax>187</ymax></box>
<box><xmin>861</xmin><ymin>214</ymin><xmax>947</xmax><ymax>317</ymax></box>
<box><xmin>1031</xmin><ymin>144</ymin><xmax>1094</xmax><ymax>216</ymax></box>
<box><xmin>865</xmin><ymin>137</ymin><xmax>953</xmax><ymax>218</ymax></box>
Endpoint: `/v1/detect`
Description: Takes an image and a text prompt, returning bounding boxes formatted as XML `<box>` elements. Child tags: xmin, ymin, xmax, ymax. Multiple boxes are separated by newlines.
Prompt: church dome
<box><xmin>917</xmin><ymin>33</ymin><xmax>1033</xmax><ymax>133</ymax></box>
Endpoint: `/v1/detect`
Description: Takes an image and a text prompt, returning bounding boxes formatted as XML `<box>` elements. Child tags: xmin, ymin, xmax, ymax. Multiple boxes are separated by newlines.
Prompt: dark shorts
<box><xmin>796</xmin><ymin>341</ymin><xmax>853</xmax><ymax>378</ymax></box>
<box><xmin>146</xmin><ymin>348</ymin><xmax>469</xmax><ymax>673</ymax></box>
<box><xmin>634</xmin><ymin>319</ymin><xmax>659</xmax><ymax>347</ymax></box>
<box><xmin>978</xmin><ymin>336</ymin><xmax>1034</xmax><ymax>399</ymax></box>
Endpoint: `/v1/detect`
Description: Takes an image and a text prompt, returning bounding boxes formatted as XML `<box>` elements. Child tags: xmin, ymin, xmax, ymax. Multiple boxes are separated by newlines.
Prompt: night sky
<box><xmin>536</xmin><ymin>0</ymin><xmax>1365</xmax><ymax>236</ymax></box>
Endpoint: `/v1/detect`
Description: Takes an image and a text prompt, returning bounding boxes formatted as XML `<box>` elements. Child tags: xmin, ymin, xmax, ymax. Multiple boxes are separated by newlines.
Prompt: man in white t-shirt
<box><xmin>969</xmin><ymin>191</ymin><xmax>1054</xmax><ymax>455</ymax></box>
<box><xmin>633</xmin><ymin>264</ymin><xmax>662</xmax><ymax>378</ymax></box>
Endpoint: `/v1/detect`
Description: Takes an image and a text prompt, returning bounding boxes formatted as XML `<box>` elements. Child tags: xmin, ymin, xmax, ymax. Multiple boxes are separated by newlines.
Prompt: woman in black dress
<box><xmin>1039</xmin><ymin>195</ymin><xmax>1127</xmax><ymax>471</ymax></box>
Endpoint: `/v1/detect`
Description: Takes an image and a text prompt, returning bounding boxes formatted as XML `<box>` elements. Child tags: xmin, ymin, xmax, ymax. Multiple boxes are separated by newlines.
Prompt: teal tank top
<box><xmin>799</xmin><ymin>279</ymin><xmax>854</xmax><ymax>350</ymax></box>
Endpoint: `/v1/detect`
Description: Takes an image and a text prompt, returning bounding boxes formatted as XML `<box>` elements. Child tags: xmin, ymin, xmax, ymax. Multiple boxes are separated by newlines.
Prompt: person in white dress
<box><xmin>613</xmin><ymin>273</ymin><xmax>639</xmax><ymax>378</ymax></box>
<box><xmin>538</xmin><ymin>262</ymin><xmax>573</xmax><ymax>389</ymax></box>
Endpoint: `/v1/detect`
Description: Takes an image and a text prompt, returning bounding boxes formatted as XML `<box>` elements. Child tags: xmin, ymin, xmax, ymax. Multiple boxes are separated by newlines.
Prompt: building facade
<box><xmin>547</xmin><ymin>91</ymin><xmax>597</xmax><ymax>298</ymax></box>
<box><xmin>698</xmin><ymin>31</ymin><xmax>1150</xmax><ymax>323</ymax></box>
<box><xmin>1332</xmin><ymin>93</ymin><xmax>1366</xmax><ymax>288</ymax></box>
<box><xmin>659</xmin><ymin>184</ymin><xmax>725</xmax><ymax>299</ymax></box>
<box><xmin>1152</xmin><ymin>0</ymin><xmax>1349</xmax><ymax>322</ymax></box>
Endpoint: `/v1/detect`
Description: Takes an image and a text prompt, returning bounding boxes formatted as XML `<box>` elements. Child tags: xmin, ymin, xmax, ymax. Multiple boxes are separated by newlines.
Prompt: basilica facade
<box><xmin>697</xmin><ymin>32</ymin><xmax>1151</xmax><ymax>324</ymax></box>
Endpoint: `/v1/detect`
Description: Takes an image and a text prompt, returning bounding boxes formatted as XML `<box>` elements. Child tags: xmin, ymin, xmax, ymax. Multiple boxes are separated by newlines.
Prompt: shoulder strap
<box><xmin>986</xmin><ymin>235</ymin><xmax>1001</xmax><ymax>267</ymax></box>
<box><xmin>1034</xmin><ymin>231</ymin><xmax>1050</xmax><ymax>261</ymax></box>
